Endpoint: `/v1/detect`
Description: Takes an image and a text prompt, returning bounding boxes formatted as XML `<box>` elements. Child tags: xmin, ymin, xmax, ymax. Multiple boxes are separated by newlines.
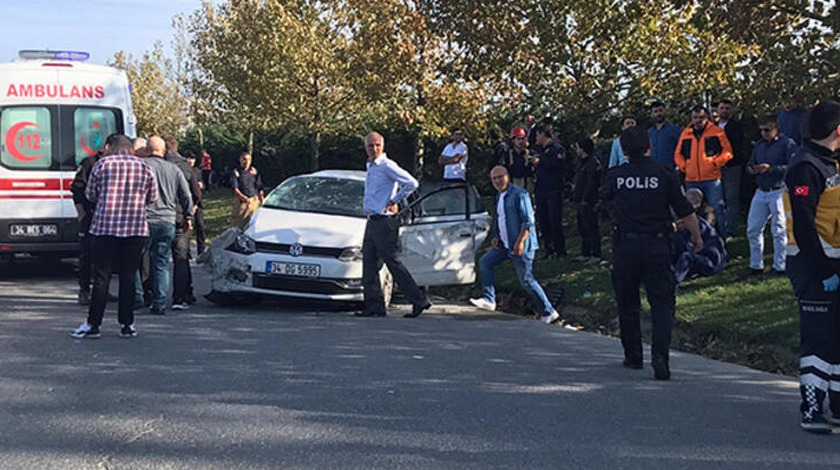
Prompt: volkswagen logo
<box><xmin>289</xmin><ymin>242</ymin><xmax>304</xmax><ymax>257</ymax></box>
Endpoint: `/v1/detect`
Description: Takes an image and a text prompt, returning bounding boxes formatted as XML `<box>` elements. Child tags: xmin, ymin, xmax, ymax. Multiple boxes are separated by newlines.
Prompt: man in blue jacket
<box><xmin>469</xmin><ymin>166</ymin><xmax>560</xmax><ymax>323</ymax></box>
<box><xmin>742</xmin><ymin>114</ymin><xmax>796</xmax><ymax>278</ymax></box>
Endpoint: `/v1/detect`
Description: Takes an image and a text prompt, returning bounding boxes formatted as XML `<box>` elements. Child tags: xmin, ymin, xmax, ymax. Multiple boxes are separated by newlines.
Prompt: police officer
<box><xmin>604</xmin><ymin>126</ymin><xmax>702</xmax><ymax>380</ymax></box>
<box><xmin>784</xmin><ymin>100</ymin><xmax>840</xmax><ymax>434</ymax></box>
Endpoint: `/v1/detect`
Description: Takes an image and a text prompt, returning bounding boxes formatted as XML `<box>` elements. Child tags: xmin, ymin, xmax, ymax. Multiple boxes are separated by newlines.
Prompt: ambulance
<box><xmin>0</xmin><ymin>50</ymin><xmax>135</xmax><ymax>260</ymax></box>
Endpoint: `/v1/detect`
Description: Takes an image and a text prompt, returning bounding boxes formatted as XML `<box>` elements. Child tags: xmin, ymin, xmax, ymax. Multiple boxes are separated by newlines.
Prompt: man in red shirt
<box><xmin>71</xmin><ymin>134</ymin><xmax>157</xmax><ymax>339</ymax></box>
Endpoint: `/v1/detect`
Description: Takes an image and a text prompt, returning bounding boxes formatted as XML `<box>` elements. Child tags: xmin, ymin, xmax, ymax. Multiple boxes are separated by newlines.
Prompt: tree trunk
<box><xmin>311</xmin><ymin>82</ymin><xmax>321</xmax><ymax>171</ymax></box>
<box><xmin>310</xmin><ymin>129</ymin><xmax>321</xmax><ymax>171</ymax></box>
<box><xmin>412</xmin><ymin>82</ymin><xmax>426</xmax><ymax>177</ymax></box>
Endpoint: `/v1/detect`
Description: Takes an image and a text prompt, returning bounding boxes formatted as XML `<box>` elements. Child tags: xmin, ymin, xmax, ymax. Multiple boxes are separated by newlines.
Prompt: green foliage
<box><xmin>108</xmin><ymin>43</ymin><xmax>186</xmax><ymax>138</ymax></box>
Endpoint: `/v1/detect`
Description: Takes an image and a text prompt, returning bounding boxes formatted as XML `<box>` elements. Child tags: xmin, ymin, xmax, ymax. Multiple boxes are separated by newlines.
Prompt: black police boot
<box><xmin>623</xmin><ymin>357</ymin><xmax>643</xmax><ymax>370</ymax></box>
<box><xmin>652</xmin><ymin>355</ymin><xmax>670</xmax><ymax>381</ymax></box>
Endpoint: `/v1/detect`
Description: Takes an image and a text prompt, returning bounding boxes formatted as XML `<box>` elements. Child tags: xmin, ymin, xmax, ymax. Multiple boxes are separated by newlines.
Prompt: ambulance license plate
<box><xmin>10</xmin><ymin>224</ymin><xmax>58</xmax><ymax>237</ymax></box>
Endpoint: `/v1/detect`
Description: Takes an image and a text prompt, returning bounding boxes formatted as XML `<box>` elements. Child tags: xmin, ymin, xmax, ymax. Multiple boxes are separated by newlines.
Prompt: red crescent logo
<box><xmin>80</xmin><ymin>133</ymin><xmax>96</xmax><ymax>156</ymax></box>
<box><xmin>4</xmin><ymin>122</ymin><xmax>43</xmax><ymax>162</ymax></box>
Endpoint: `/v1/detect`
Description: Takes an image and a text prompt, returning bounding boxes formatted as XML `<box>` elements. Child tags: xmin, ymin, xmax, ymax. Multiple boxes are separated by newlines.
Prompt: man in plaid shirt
<box><xmin>72</xmin><ymin>134</ymin><xmax>158</xmax><ymax>339</ymax></box>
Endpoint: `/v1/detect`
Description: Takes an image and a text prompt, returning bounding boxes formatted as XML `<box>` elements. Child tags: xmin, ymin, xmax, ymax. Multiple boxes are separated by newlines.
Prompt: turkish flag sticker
<box><xmin>794</xmin><ymin>185</ymin><xmax>810</xmax><ymax>197</ymax></box>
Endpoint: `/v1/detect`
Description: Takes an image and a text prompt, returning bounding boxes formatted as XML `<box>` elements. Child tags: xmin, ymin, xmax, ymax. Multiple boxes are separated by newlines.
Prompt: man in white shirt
<box><xmin>439</xmin><ymin>128</ymin><xmax>468</xmax><ymax>181</ymax></box>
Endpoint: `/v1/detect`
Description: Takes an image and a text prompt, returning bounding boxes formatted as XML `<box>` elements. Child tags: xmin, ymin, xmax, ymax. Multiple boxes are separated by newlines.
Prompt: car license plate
<box><xmin>10</xmin><ymin>224</ymin><xmax>58</xmax><ymax>237</ymax></box>
<box><xmin>266</xmin><ymin>261</ymin><xmax>320</xmax><ymax>277</ymax></box>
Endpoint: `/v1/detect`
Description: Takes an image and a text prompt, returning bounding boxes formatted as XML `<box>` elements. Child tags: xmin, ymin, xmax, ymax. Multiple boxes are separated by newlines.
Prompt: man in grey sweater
<box><xmin>144</xmin><ymin>136</ymin><xmax>193</xmax><ymax>315</ymax></box>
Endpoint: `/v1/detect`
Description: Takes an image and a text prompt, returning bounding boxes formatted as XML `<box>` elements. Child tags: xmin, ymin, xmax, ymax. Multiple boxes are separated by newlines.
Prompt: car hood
<box><xmin>246</xmin><ymin>207</ymin><xmax>365</xmax><ymax>248</ymax></box>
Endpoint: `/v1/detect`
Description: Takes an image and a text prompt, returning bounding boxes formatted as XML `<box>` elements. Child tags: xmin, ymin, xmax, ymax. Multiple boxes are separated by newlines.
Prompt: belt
<box><xmin>367</xmin><ymin>214</ymin><xmax>392</xmax><ymax>220</ymax></box>
<box><xmin>758</xmin><ymin>187</ymin><xmax>783</xmax><ymax>193</ymax></box>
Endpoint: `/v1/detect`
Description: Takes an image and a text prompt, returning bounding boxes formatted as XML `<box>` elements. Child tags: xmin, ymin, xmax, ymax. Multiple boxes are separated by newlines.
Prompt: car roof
<box><xmin>304</xmin><ymin>169</ymin><xmax>367</xmax><ymax>181</ymax></box>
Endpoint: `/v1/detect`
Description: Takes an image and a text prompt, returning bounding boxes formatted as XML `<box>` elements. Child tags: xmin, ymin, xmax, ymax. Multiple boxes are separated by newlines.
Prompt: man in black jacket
<box><xmin>573</xmin><ymin>138</ymin><xmax>601</xmax><ymax>264</ymax></box>
<box><xmin>164</xmin><ymin>136</ymin><xmax>201</xmax><ymax>310</ymax></box>
<box><xmin>71</xmin><ymin>148</ymin><xmax>103</xmax><ymax>305</ymax></box>
<box><xmin>532</xmin><ymin>125</ymin><xmax>566</xmax><ymax>259</ymax></box>
<box><xmin>717</xmin><ymin>99</ymin><xmax>746</xmax><ymax>238</ymax></box>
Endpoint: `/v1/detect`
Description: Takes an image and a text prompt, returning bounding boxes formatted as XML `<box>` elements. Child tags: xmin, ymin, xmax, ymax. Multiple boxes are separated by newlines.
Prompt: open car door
<box><xmin>398</xmin><ymin>182</ymin><xmax>490</xmax><ymax>287</ymax></box>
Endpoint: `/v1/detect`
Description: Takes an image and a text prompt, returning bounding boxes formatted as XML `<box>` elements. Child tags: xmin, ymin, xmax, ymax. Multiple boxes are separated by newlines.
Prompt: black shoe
<box><xmin>801</xmin><ymin>413</ymin><xmax>834</xmax><ymax>434</ymax></box>
<box><xmin>354</xmin><ymin>311</ymin><xmax>386</xmax><ymax>317</ymax></box>
<box><xmin>738</xmin><ymin>268</ymin><xmax>763</xmax><ymax>281</ymax></box>
<box><xmin>119</xmin><ymin>323</ymin><xmax>138</xmax><ymax>338</ymax></box>
<box><xmin>652</xmin><ymin>356</ymin><xmax>670</xmax><ymax>380</ymax></box>
<box><xmin>766</xmin><ymin>269</ymin><xmax>786</xmax><ymax>278</ymax></box>
<box><xmin>404</xmin><ymin>302</ymin><xmax>432</xmax><ymax>318</ymax></box>
<box><xmin>149</xmin><ymin>307</ymin><xmax>166</xmax><ymax>316</ymax></box>
<box><xmin>623</xmin><ymin>358</ymin><xmax>643</xmax><ymax>370</ymax></box>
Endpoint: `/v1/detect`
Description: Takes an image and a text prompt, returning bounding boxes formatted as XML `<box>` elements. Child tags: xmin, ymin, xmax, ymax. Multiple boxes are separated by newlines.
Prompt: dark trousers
<box><xmin>611</xmin><ymin>236</ymin><xmax>675</xmax><ymax>364</ymax></box>
<box><xmin>172</xmin><ymin>228</ymin><xmax>194</xmax><ymax>303</ymax></box>
<box><xmin>194</xmin><ymin>207</ymin><xmax>207</xmax><ymax>254</ymax></box>
<box><xmin>788</xmin><ymin>255</ymin><xmax>840</xmax><ymax>416</ymax></box>
<box><xmin>202</xmin><ymin>170</ymin><xmax>212</xmax><ymax>190</ymax></box>
<box><xmin>535</xmin><ymin>190</ymin><xmax>566</xmax><ymax>256</ymax></box>
<box><xmin>78</xmin><ymin>222</ymin><xmax>92</xmax><ymax>292</ymax></box>
<box><xmin>362</xmin><ymin>217</ymin><xmax>428</xmax><ymax>314</ymax></box>
<box><xmin>87</xmin><ymin>235</ymin><xmax>146</xmax><ymax>327</ymax></box>
<box><xmin>576</xmin><ymin>204</ymin><xmax>601</xmax><ymax>257</ymax></box>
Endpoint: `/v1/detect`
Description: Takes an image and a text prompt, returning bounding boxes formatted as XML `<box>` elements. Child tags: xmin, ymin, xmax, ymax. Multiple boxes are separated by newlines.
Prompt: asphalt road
<box><xmin>0</xmin><ymin>257</ymin><xmax>838</xmax><ymax>469</ymax></box>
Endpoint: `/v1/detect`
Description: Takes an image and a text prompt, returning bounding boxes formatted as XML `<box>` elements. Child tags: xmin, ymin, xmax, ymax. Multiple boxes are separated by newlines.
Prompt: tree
<box><xmin>345</xmin><ymin>0</ymin><xmax>509</xmax><ymax>175</ymax></box>
<box><xmin>190</xmin><ymin>0</ymin><xmax>373</xmax><ymax>171</ymax></box>
<box><xmin>109</xmin><ymin>43</ymin><xmax>186</xmax><ymax>138</ymax></box>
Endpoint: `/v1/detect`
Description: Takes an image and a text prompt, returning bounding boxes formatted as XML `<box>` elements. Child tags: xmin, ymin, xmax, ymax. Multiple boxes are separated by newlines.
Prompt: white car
<box><xmin>204</xmin><ymin>170</ymin><xmax>490</xmax><ymax>305</ymax></box>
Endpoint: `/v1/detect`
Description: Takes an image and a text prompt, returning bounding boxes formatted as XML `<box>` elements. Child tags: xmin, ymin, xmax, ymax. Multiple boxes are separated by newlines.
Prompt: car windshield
<box><xmin>262</xmin><ymin>176</ymin><xmax>366</xmax><ymax>217</ymax></box>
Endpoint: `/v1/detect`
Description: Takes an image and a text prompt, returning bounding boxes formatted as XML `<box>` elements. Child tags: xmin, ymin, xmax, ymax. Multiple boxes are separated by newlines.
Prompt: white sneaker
<box><xmin>542</xmin><ymin>311</ymin><xmax>561</xmax><ymax>324</ymax></box>
<box><xmin>469</xmin><ymin>298</ymin><xmax>496</xmax><ymax>311</ymax></box>
<box><xmin>71</xmin><ymin>322</ymin><xmax>101</xmax><ymax>339</ymax></box>
<box><xmin>171</xmin><ymin>301</ymin><xmax>190</xmax><ymax>311</ymax></box>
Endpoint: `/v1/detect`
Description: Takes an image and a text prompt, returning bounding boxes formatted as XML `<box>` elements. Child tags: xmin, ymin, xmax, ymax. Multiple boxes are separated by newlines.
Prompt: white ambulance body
<box><xmin>0</xmin><ymin>51</ymin><xmax>135</xmax><ymax>258</ymax></box>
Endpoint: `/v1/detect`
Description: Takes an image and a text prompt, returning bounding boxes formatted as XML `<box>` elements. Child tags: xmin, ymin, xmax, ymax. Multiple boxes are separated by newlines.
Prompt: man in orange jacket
<box><xmin>674</xmin><ymin>105</ymin><xmax>734</xmax><ymax>238</ymax></box>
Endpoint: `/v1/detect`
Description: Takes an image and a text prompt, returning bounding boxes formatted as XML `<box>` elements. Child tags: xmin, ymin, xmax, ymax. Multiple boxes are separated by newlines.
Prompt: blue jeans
<box><xmin>478</xmin><ymin>246</ymin><xmax>555</xmax><ymax>315</ymax></box>
<box><xmin>147</xmin><ymin>222</ymin><xmax>176</xmax><ymax>310</ymax></box>
<box><xmin>747</xmin><ymin>189</ymin><xmax>786</xmax><ymax>271</ymax></box>
<box><xmin>687</xmin><ymin>179</ymin><xmax>728</xmax><ymax>238</ymax></box>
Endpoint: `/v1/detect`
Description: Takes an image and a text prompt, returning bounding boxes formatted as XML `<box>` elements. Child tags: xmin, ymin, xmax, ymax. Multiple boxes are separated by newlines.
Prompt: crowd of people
<box><xmin>65</xmin><ymin>96</ymin><xmax>840</xmax><ymax>435</ymax></box>
<box><xmin>447</xmin><ymin>98</ymin><xmax>840</xmax><ymax>433</ymax></box>
<box><xmin>70</xmin><ymin>134</ymin><xmax>204</xmax><ymax>338</ymax></box>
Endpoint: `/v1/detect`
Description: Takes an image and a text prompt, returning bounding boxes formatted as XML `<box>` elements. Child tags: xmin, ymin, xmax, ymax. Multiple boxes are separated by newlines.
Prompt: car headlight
<box><xmin>227</xmin><ymin>233</ymin><xmax>257</xmax><ymax>255</ymax></box>
<box><xmin>338</xmin><ymin>246</ymin><xmax>363</xmax><ymax>262</ymax></box>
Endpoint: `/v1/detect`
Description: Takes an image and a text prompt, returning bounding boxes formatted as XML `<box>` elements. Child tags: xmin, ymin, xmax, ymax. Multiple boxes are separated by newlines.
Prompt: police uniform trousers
<box><xmin>362</xmin><ymin>215</ymin><xmax>428</xmax><ymax>314</ymax></box>
<box><xmin>535</xmin><ymin>190</ymin><xmax>566</xmax><ymax>256</ymax></box>
<box><xmin>612</xmin><ymin>234</ymin><xmax>676</xmax><ymax>364</ymax></box>
<box><xmin>788</xmin><ymin>254</ymin><xmax>840</xmax><ymax>417</ymax></box>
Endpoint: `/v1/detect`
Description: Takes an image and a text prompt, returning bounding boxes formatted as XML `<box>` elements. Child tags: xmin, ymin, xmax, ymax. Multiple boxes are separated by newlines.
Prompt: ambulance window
<box><xmin>74</xmin><ymin>108</ymin><xmax>118</xmax><ymax>164</ymax></box>
<box><xmin>0</xmin><ymin>107</ymin><xmax>53</xmax><ymax>170</ymax></box>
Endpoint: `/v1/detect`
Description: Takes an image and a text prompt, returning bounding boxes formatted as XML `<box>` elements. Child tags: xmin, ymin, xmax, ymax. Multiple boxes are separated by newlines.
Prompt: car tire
<box><xmin>380</xmin><ymin>267</ymin><xmax>394</xmax><ymax>307</ymax></box>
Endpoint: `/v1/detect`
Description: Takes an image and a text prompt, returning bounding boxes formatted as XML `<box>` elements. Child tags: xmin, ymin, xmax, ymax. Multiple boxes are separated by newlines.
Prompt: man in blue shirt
<box><xmin>742</xmin><ymin>114</ymin><xmax>796</xmax><ymax>278</ymax></box>
<box><xmin>647</xmin><ymin>101</ymin><xmax>682</xmax><ymax>171</ymax></box>
<box><xmin>778</xmin><ymin>96</ymin><xmax>808</xmax><ymax>144</ymax></box>
<box><xmin>358</xmin><ymin>132</ymin><xmax>432</xmax><ymax>318</ymax></box>
<box><xmin>469</xmin><ymin>166</ymin><xmax>560</xmax><ymax>324</ymax></box>
<box><xmin>608</xmin><ymin>115</ymin><xmax>636</xmax><ymax>168</ymax></box>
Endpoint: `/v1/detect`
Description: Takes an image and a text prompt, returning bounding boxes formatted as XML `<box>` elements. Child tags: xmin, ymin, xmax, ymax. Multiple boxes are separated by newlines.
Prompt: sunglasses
<box><xmin>759</xmin><ymin>127</ymin><xmax>773</xmax><ymax>132</ymax></box>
